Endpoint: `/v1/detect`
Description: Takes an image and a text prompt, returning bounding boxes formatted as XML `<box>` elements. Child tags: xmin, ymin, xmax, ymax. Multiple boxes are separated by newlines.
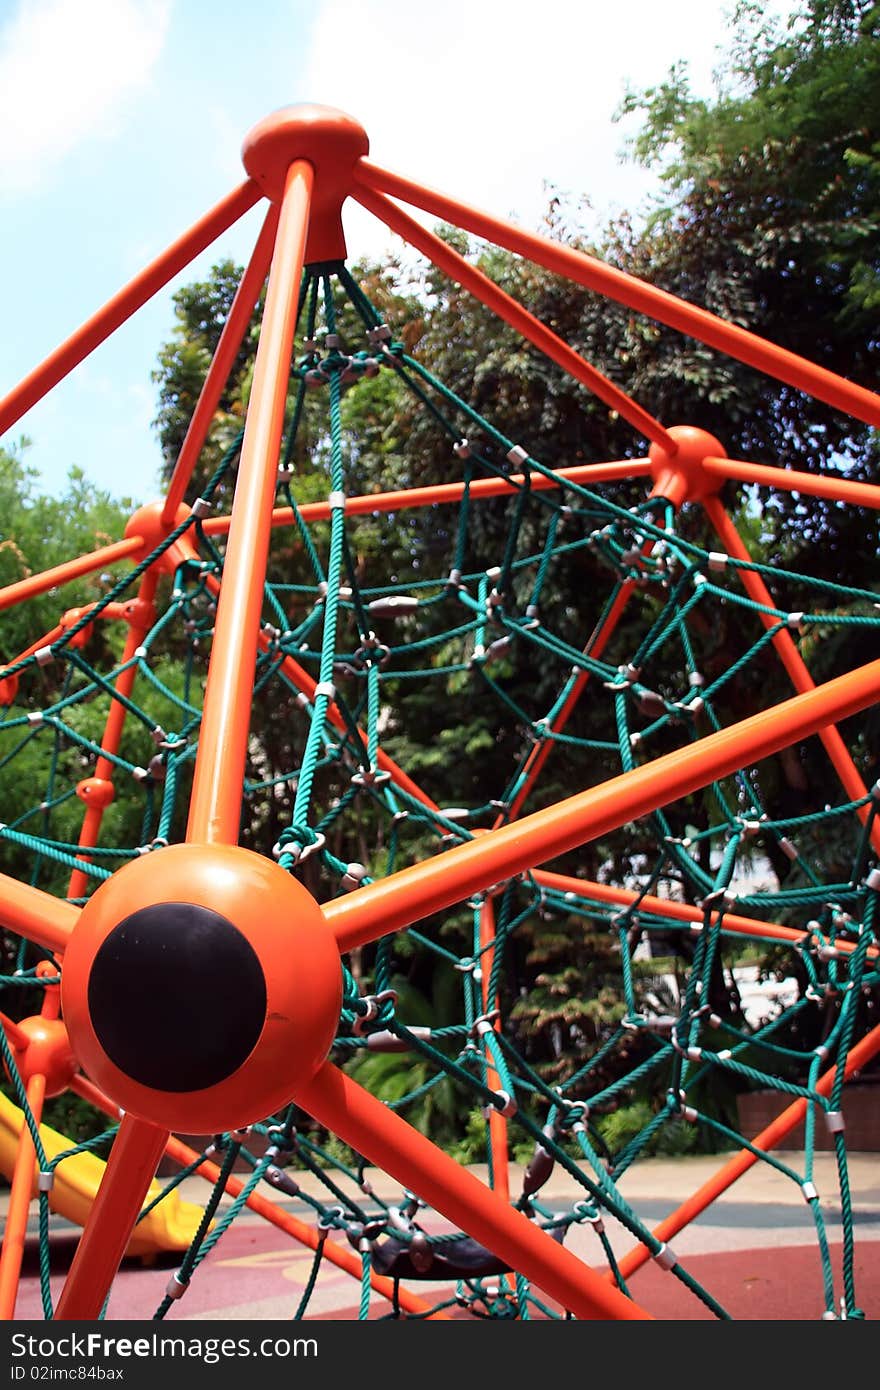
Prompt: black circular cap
<box><xmin>87</xmin><ymin>903</ymin><xmax>267</xmax><ymax>1093</ymax></box>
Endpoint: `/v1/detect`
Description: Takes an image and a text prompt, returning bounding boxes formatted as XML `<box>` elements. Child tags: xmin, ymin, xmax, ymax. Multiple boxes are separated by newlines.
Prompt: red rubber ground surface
<box><xmin>13</xmin><ymin>1226</ymin><xmax>879</xmax><ymax>1321</ymax></box>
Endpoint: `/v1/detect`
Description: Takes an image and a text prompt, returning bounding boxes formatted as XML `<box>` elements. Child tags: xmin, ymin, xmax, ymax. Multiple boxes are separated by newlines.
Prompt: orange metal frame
<box><xmin>1</xmin><ymin>103</ymin><xmax>879</xmax><ymax>1323</ymax></box>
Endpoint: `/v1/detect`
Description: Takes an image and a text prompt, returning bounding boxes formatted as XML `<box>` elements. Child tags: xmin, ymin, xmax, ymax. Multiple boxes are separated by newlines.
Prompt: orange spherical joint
<box><xmin>60</xmin><ymin>844</ymin><xmax>342</xmax><ymax>1133</ymax></box>
<box><xmin>648</xmin><ymin>425</ymin><xmax>727</xmax><ymax>508</ymax></box>
<box><xmin>10</xmin><ymin>1017</ymin><xmax>77</xmax><ymax>1097</ymax></box>
<box><xmin>124</xmin><ymin>501</ymin><xmax>200</xmax><ymax>574</ymax></box>
<box><xmin>59</xmin><ymin>608</ymin><xmax>94</xmax><ymax>651</ymax></box>
<box><xmin>76</xmin><ymin>777</ymin><xmax>115</xmax><ymax>809</ymax></box>
<box><xmin>242</xmin><ymin>104</ymin><xmax>370</xmax><ymax>264</ymax></box>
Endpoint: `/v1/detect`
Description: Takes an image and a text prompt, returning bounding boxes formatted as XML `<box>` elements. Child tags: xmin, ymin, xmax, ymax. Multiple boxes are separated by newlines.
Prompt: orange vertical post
<box><xmin>0</xmin><ymin>1072</ymin><xmax>46</xmax><ymax>1318</ymax></box>
<box><xmin>67</xmin><ymin>574</ymin><xmax>159</xmax><ymax>900</ymax></box>
<box><xmin>0</xmin><ymin>974</ymin><xmax>62</xmax><ymax>1317</ymax></box>
<box><xmin>186</xmin><ymin>160</ymin><xmax>313</xmax><ymax>846</ymax></box>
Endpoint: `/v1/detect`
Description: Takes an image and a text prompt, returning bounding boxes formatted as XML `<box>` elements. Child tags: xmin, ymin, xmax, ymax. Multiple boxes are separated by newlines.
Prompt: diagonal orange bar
<box><xmin>161</xmin><ymin>202</ymin><xmax>281</xmax><ymax>525</ymax></box>
<box><xmin>502</xmin><ymin>523</ymin><xmax>660</xmax><ymax>825</ymax></box>
<box><xmin>69</xmin><ymin>1075</ymin><xmax>447</xmax><ymax>1320</ymax></box>
<box><xmin>0</xmin><ymin>871</ymin><xmax>77</xmax><ymax>954</ymax></box>
<box><xmin>200</xmin><ymin>457</ymin><xmax>653</xmax><ymax>536</ymax></box>
<box><xmin>0</xmin><ymin>181</ymin><xmax>261</xmax><ymax>436</ymax></box>
<box><xmin>354</xmin><ymin>183</ymin><xmax>675</xmax><ymax>451</ymax></box>
<box><xmin>187</xmin><ymin>160</ymin><xmax>313</xmax><ymax>846</ymax></box>
<box><xmin>703</xmin><ymin>456</ymin><xmax>880</xmax><ymax>510</ymax></box>
<box><xmin>54</xmin><ymin>1114</ymin><xmax>170</xmax><ymax>1320</ymax></box>
<box><xmin>325</xmin><ymin>655</ymin><xmax>880</xmax><ymax>954</ymax></box>
<box><xmin>0</xmin><ymin>1014</ymin><xmax>27</xmax><ymax>1049</ymax></box>
<box><xmin>503</xmin><ymin>580</ymin><xmax>636</xmax><ymax>823</ymax></box>
<box><xmin>531</xmin><ymin>869</ymin><xmax>878</xmax><ymax>961</ymax></box>
<box><xmin>614</xmin><ymin>1020</ymin><xmax>880</xmax><ymax>1282</ymax></box>
<box><xmin>0</xmin><ymin>537</ymin><xmax>143</xmax><ymax>614</ymax></box>
<box><xmin>159</xmin><ymin>1138</ymin><xmax>448</xmax><ymax>1320</ymax></box>
<box><xmin>478</xmin><ymin>896</ymin><xmax>510</xmax><ymax>1202</ymax></box>
<box><xmin>296</xmin><ymin>1060</ymin><xmax>651</xmax><ymax>1319</ymax></box>
<box><xmin>703</xmin><ymin>494</ymin><xmax>880</xmax><ymax>857</ymax></box>
<box><xmin>355</xmin><ymin>162</ymin><xmax>880</xmax><ymax>431</ymax></box>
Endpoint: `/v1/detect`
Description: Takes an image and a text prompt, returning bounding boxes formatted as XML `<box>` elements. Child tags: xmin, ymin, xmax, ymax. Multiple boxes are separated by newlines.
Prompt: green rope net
<box><xmin>1</xmin><ymin>261</ymin><xmax>878</xmax><ymax>1321</ymax></box>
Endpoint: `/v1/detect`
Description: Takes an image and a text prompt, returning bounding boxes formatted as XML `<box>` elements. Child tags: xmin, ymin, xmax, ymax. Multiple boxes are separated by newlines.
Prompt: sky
<box><xmin>0</xmin><ymin>0</ymin><xmax>801</xmax><ymax>508</ymax></box>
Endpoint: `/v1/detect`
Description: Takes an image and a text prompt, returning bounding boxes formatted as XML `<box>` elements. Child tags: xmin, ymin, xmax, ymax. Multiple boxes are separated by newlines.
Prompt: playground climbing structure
<box><xmin>1</xmin><ymin>106</ymin><xmax>879</xmax><ymax>1321</ymax></box>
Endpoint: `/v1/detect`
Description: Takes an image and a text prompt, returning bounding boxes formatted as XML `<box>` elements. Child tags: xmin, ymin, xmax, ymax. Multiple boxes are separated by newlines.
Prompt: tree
<box><xmin>0</xmin><ymin>444</ymin><xmax>145</xmax><ymax>910</ymax></box>
<box><xmin>614</xmin><ymin>0</ymin><xmax>880</xmax><ymax>581</ymax></box>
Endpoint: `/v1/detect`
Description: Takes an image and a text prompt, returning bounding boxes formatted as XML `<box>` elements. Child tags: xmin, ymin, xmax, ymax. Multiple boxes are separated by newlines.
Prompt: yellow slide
<box><xmin>0</xmin><ymin>1091</ymin><xmax>205</xmax><ymax>1256</ymax></box>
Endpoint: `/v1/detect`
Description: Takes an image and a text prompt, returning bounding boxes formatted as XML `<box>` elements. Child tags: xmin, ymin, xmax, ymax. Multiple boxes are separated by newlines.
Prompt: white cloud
<box><xmin>0</xmin><ymin>0</ymin><xmax>171</xmax><ymax>195</ymax></box>
<box><xmin>300</xmin><ymin>0</ymin><xmax>799</xmax><ymax>259</ymax></box>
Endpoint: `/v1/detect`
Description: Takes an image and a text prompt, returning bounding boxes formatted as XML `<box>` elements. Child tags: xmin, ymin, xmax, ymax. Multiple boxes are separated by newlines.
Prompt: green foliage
<box><xmin>614</xmin><ymin>0</ymin><xmax>880</xmax><ymax>586</ymax></box>
<box><xmin>151</xmin><ymin>259</ymin><xmax>256</xmax><ymax>483</ymax></box>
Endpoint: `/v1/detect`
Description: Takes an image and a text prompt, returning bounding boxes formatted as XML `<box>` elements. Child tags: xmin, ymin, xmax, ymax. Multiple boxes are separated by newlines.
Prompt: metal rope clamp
<box><xmin>351</xmin><ymin>988</ymin><xmax>398</xmax><ymax>1036</ymax></box>
<box><xmin>272</xmin><ymin>830</ymin><xmax>326</xmax><ymax>863</ymax></box>
<box><xmin>351</xmin><ymin>767</ymin><xmax>391</xmax><ymax>788</ymax></box>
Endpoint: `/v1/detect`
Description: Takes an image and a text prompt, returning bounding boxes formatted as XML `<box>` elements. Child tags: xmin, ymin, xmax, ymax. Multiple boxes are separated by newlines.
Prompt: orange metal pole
<box><xmin>325</xmin><ymin>655</ymin><xmax>880</xmax><ymax>953</ymax></box>
<box><xmin>0</xmin><ymin>1072</ymin><xmax>46</xmax><ymax>1318</ymax></box>
<box><xmin>0</xmin><ymin>182</ymin><xmax>261</xmax><ymax>436</ymax></box>
<box><xmin>186</xmin><ymin>160</ymin><xmax>313</xmax><ymax>847</ymax></box>
<box><xmin>160</xmin><ymin>1136</ymin><xmax>446</xmax><ymax>1319</ymax></box>
<box><xmin>532</xmin><ymin>869</ymin><xmax>878</xmax><ymax>961</ymax></box>
<box><xmin>66</xmin><ymin>573</ymin><xmax>159</xmax><ymax>900</ymax></box>
<box><xmin>0</xmin><ymin>872</ymin><xmax>77</xmax><ymax>954</ymax></box>
<box><xmin>0</xmin><ymin>977</ymin><xmax>61</xmax><ymax>1317</ymax></box>
<box><xmin>0</xmin><ymin>1014</ymin><xmax>28</xmax><ymax>1049</ymax></box>
<box><xmin>503</xmin><ymin>513</ymin><xmax>666</xmax><ymax>825</ymax></box>
<box><xmin>68</xmin><ymin>1075</ymin><xmax>446</xmax><ymax>1319</ymax></box>
<box><xmin>703</xmin><ymin>495</ymin><xmax>880</xmax><ymax>856</ymax></box>
<box><xmin>2</xmin><ymin>624</ymin><xmax>65</xmax><ymax>671</ymax></box>
<box><xmin>703</xmin><ymin>456</ymin><xmax>880</xmax><ymax>510</ymax></box>
<box><xmin>614</xmin><ymin>1020</ymin><xmax>880</xmax><ymax>1282</ymax></box>
<box><xmin>200</xmin><ymin>458</ymin><xmax>654</xmax><ymax>537</ymax></box>
<box><xmin>478</xmin><ymin>897</ymin><xmax>510</xmax><ymax>1202</ymax></box>
<box><xmin>503</xmin><ymin>580</ymin><xmax>636</xmax><ymax>823</ymax></box>
<box><xmin>54</xmin><ymin>1114</ymin><xmax>170</xmax><ymax>1320</ymax></box>
<box><xmin>296</xmin><ymin>1061</ymin><xmax>651</xmax><ymax>1319</ymax></box>
<box><xmin>354</xmin><ymin>184</ymin><xmax>675</xmax><ymax>452</ymax></box>
<box><xmin>355</xmin><ymin>161</ymin><xmax>880</xmax><ymax>431</ymax></box>
<box><xmin>161</xmin><ymin>203</ymin><xmax>281</xmax><ymax>526</ymax></box>
<box><xmin>0</xmin><ymin>538</ymin><xmax>143</xmax><ymax>614</ymax></box>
